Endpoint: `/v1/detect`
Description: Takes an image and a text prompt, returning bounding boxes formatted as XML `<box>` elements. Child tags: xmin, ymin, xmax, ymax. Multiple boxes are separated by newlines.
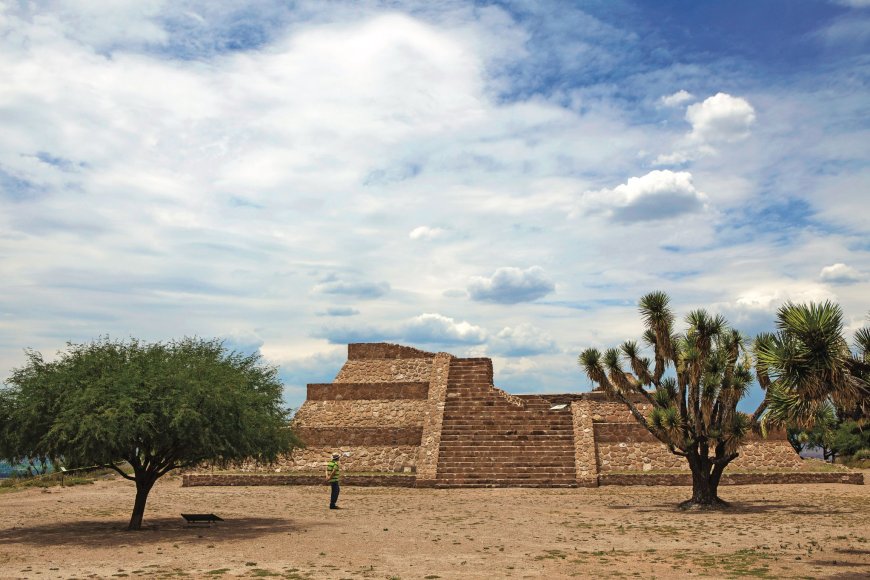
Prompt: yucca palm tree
<box><xmin>754</xmin><ymin>302</ymin><xmax>869</xmax><ymax>429</ymax></box>
<box><xmin>579</xmin><ymin>291</ymin><xmax>752</xmax><ymax>508</ymax></box>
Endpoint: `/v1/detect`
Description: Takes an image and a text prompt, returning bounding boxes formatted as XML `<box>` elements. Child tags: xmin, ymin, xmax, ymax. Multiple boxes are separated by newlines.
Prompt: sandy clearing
<box><xmin>1</xmin><ymin>474</ymin><xmax>868</xmax><ymax>579</ymax></box>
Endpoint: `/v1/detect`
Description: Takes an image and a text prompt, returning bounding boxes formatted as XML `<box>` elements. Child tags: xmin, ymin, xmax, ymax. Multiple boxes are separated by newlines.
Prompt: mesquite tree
<box><xmin>0</xmin><ymin>337</ymin><xmax>300</xmax><ymax>530</ymax></box>
<box><xmin>579</xmin><ymin>291</ymin><xmax>752</xmax><ymax>508</ymax></box>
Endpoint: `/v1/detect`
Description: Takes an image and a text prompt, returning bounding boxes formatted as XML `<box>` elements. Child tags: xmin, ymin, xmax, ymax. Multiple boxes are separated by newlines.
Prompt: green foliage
<box><xmin>754</xmin><ymin>302</ymin><xmax>868</xmax><ymax>427</ymax></box>
<box><xmin>830</xmin><ymin>420</ymin><xmax>870</xmax><ymax>458</ymax></box>
<box><xmin>0</xmin><ymin>337</ymin><xmax>301</xmax><ymax>528</ymax></box>
<box><xmin>579</xmin><ymin>291</ymin><xmax>753</xmax><ymax>506</ymax></box>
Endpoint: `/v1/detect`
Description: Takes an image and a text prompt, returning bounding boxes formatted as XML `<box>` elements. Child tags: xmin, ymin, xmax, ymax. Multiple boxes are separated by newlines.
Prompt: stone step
<box><xmin>433</xmin><ymin>483</ymin><xmax>578</xmax><ymax>488</ymax></box>
<box><xmin>439</xmin><ymin>428</ymin><xmax>573</xmax><ymax>435</ymax></box>
<box><xmin>441</xmin><ymin>425</ymin><xmax>572</xmax><ymax>430</ymax></box>
<box><xmin>436</xmin><ymin>470</ymin><xmax>575</xmax><ymax>476</ymax></box>
<box><xmin>437</xmin><ymin>475</ymin><xmax>576</xmax><ymax>480</ymax></box>
<box><xmin>437</xmin><ymin>456</ymin><xmax>574</xmax><ymax>463</ymax></box>
<box><xmin>438</xmin><ymin>455</ymin><xmax>574</xmax><ymax>460</ymax></box>
<box><xmin>440</xmin><ymin>440</ymin><xmax>574</xmax><ymax>444</ymax></box>
<box><xmin>437</xmin><ymin>449</ymin><xmax>574</xmax><ymax>455</ymax></box>
<box><xmin>441</xmin><ymin>417</ymin><xmax>573</xmax><ymax>423</ymax></box>
<box><xmin>441</xmin><ymin>426</ymin><xmax>574</xmax><ymax>443</ymax></box>
<box><xmin>437</xmin><ymin>467</ymin><xmax>575</xmax><ymax>474</ymax></box>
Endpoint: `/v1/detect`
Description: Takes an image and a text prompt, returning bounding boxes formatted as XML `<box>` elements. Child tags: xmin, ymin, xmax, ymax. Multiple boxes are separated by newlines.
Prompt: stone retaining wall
<box><xmin>307</xmin><ymin>382</ymin><xmax>429</xmax><ymax>400</ymax></box>
<box><xmin>596</xmin><ymin>440</ymin><xmax>684</xmax><ymax>472</ymax></box>
<box><xmin>571</xmin><ymin>399</ymin><xmax>598</xmax><ymax>487</ymax></box>
<box><xmin>599</xmin><ymin>471</ymin><xmax>864</xmax><ymax>486</ymax></box>
<box><xmin>183</xmin><ymin>474</ymin><xmax>417</xmax><ymax>487</ymax></box>
<box><xmin>348</xmin><ymin>343</ymin><xmax>436</xmax><ymax>360</ymax></box>
<box><xmin>271</xmin><ymin>446</ymin><xmax>419</xmax><ymax>472</ymax></box>
<box><xmin>335</xmin><ymin>359</ymin><xmax>433</xmax><ymax>383</ymax></box>
<box><xmin>416</xmin><ymin>353</ymin><xmax>452</xmax><ymax>482</ymax></box>
<box><xmin>295</xmin><ymin>427</ymin><xmax>423</xmax><ymax>446</ymax></box>
<box><xmin>292</xmin><ymin>400</ymin><xmax>427</xmax><ymax>428</ymax></box>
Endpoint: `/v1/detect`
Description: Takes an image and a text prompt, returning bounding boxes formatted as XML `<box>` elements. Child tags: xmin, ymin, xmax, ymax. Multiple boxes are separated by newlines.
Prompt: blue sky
<box><xmin>1</xmin><ymin>0</ymin><xmax>868</xmax><ymax>412</ymax></box>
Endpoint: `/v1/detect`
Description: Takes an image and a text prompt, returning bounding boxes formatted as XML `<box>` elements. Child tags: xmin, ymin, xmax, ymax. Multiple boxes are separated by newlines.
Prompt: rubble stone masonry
<box><xmin>230</xmin><ymin>343</ymin><xmax>859</xmax><ymax>487</ymax></box>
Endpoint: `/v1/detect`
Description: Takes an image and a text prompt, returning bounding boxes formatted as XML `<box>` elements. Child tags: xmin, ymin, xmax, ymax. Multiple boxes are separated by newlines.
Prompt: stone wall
<box><xmin>307</xmin><ymin>382</ymin><xmax>429</xmax><ymax>400</ymax></box>
<box><xmin>183</xmin><ymin>473</ymin><xmax>417</xmax><ymax>487</ymax></box>
<box><xmin>570</xmin><ymin>399</ymin><xmax>598</xmax><ymax>486</ymax></box>
<box><xmin>294</xmin><ymin>427</ymin><xmax>422</xmax><ymax>446</ymax></box>
<box><xmin>416</xmin><ymin>353</ymin><xmax>452</xmax><ymax>482</ymax></box>
<box><xmin>293</xmin><ymin>400</ymin><xmax>427</xmax><ymax>427</ymax></box>
<box><xmin>277</xmin><ymin>445</ymin><xmax>419</xmax><ymax>472</ymax></box>
<box><xmin>731</xmin><ymin>439</ymin><xmax>804</xmax><ymax>470</ymax></box>
<box><xmin>348</xmin><ymin>343</ymin><xmax>436</xmax><ymax>360</ymax></box>
<box><xmin>335</xmin><ymin>359</ymin><xmax>433</xmax><ymax>383</ymax></box>
<box><xmin>599</xmin><ymin>472</ymin><xmax>863</xmax><ymax>486</ymax></box>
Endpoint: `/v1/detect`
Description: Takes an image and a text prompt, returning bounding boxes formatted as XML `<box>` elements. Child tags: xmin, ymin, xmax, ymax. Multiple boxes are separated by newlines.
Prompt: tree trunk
<box><xmin>680</xmin><ymin>452</ymin><xmax>729</xmax><ymax>509</ymax></box>
<box><xmin>128</xmin><ymin>474</ymin><xmax>156</xmax><ymax>530</ymax></box>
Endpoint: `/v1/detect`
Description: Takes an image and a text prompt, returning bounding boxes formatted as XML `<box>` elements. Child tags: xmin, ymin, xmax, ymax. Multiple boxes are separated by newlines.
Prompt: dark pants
<box><xmin>329</xmin><ymin>481</ymin><xmax>340</xmax><ymax>508</ymax></box>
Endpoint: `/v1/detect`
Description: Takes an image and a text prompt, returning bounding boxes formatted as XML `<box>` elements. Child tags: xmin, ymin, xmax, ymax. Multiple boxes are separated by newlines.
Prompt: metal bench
<box><xmin>181</xmin><ymin>513</ymin><xmax>223</xmax><ymax>525</ymax></box>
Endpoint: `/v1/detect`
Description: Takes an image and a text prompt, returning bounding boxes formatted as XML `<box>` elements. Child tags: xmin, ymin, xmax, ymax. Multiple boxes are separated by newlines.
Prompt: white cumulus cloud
<box><xmin>402</xmin><ymin>313</ymin><xmax>487</xmax><ymax>345</ymax></box>
<box><xmin>579</xmin><ymin>170</ymin><xmax>707</xmax><ymax>222</ymax></box>
<box><xmin>686</xmin><ymin>92</ymin><xmax>756</xmax><ymax>144</ymax></box>
<box><xmin>820</xmin><ymin>263</ymin><xmax>865</xmax><ymax>284</ymax></box>
<box><xmin>409</xmin><ymin>226</ymin><xmax>447</xmax><ymax>240</ymax></box>
<box><xmin>660</xmin><ymin>90</ymin><xmax>694</xmax><ymax>107</ymax></box>
<box><xmin>467</xmin><ymin>266</ymin><xmax>555</xmax><ymax>304</ymax></box>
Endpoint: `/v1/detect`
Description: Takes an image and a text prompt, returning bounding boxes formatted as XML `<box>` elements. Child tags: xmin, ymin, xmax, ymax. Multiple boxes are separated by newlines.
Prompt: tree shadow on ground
<box><xmin>606</xmin><ymin>499</ymin><xmax>839</xmax><ymax>516</ymax></box>
<box><xmin>811</xmin><ymin>570</ymin><xmax>870</xmax><ymax>580</ymax></box>
<box><xmin>0</xmin><ymin>517</ymin><xmax>319</xmax><ymax>547</ymax></box>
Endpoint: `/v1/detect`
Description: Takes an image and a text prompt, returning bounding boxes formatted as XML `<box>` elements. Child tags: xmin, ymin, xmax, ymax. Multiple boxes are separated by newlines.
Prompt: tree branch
<box><xmin>104</xmin><ymin>462</ymin><xmax>135</xmax><ymax>481</ymax></box>
<box><xmin>667</xmin><ymin>444</ymin><xmax>688</xmax><ymax>457</ymax></box>
<box><xmin>157</xmin><ymin>462</ymin><xmax>179</xmax><ymax>477</ymax></box>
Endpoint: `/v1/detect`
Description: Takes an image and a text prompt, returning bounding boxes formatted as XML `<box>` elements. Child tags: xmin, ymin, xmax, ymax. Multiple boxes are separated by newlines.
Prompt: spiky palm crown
<box><xmin>755</xmin><ymin>301</ymin><xmax>869</xmax><ymax>428</ymax></box>
<box><xmin>579</xmin><ymin>292</ymin><xmax>752</xmax><ymax>454</ymax></box>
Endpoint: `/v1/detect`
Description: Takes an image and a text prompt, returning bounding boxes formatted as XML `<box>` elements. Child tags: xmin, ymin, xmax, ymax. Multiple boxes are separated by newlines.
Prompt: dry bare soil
<box><xmin>1</xmin><ymin>474</ymin><xmax>868</xmax><ymax>579</ymax></box>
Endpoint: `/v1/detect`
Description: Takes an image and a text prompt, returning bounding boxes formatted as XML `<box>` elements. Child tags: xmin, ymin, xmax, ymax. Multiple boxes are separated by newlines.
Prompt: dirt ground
<box><xmin>1</xmin><ymin>474</ymin><xmax>868</xmax><ymax>579</ymax></box>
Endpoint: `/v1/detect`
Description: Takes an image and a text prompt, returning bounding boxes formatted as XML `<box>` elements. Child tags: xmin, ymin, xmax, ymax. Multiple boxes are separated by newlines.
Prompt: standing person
<box><xmin>326</xmin><ymin>452</ymin><xmax>341</xmax><ymax>509</ymax></box>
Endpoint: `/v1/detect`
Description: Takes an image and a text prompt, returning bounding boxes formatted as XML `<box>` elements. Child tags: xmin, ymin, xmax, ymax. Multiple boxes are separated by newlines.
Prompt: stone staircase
<box><xmin>434</xmin><ymin>357</ymin><xmax>577</xmax><ymax>487</ymax></box>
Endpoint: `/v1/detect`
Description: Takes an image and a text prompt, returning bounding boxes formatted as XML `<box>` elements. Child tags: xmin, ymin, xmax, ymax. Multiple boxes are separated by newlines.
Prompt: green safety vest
<box><xmin>327</xmin><ymin>460</ymin><xmax>340</xmax><ymax>482</ymax></box>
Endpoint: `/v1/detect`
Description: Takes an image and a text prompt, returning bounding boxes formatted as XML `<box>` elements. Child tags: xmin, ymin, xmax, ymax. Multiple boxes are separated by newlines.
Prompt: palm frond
<box><xmin>761</xmin><ymin>383</ymin><xmax>836</xmax><ymax>430</ymax></box>
<box><xmin>855</xmin><ymin>327</ymin><xmax>870</xmax><ymax>361</ymax></box>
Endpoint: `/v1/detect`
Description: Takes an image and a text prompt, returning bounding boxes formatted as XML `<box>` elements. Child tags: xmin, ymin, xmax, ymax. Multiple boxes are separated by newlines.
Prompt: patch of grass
<box><xmin>535</xmin><ymin>549</ymin><xmax>568</xmax><ymax>561</ymax></box>
<box><xmin>205</xmin><ymin>569</ymin><xmax>230</xmax><ymax>576</ymax></box>
<box><xmin>249</xmin><ymin>569</ymin><xmax>279</xmax><ymax>577</ymax></box>
<box><xmin>693</xmin><ymin>549</ymin><xmax>774</xmax><ymax>578</ymax></box>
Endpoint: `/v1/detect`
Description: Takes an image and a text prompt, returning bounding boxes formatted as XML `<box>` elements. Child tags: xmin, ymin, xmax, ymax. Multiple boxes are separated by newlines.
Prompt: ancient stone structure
<box><xmin>277</xmin><ymin>343</ymin><xmax>810</xmax><ymax>487</ymax></box>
